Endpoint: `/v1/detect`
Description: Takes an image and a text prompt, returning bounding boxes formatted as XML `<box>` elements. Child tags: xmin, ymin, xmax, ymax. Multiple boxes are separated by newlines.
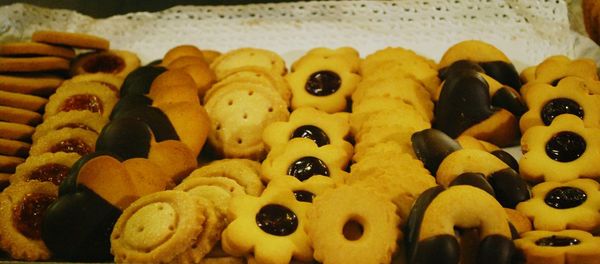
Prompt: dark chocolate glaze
<box><xmin>434</xmin><ymin>70</ymin><xmax>495</xmax><ymax>138</ymax></box>
<box><xmin>509</xmin><ymin>223</ymin><xmax>520</xmax><ymax>240</ymax></box>
<box><xmin>449</xmin><ymin>172</ymin><xmax>495</xmax><ymax>197</ymax></box>
<box><xmin>42</xmin><ymin>185</ymin><xmax>121</xmax><ymax>261</ymax></box>
<box><xmin>405</xmin><ymin>185</ymin><xmax>445</xmax><ymax>262</ymax></box>
<box><xmin>479</xmin><ymin>61</ymin><xmax>522</xmax><ymax>91</ymax></box>
<box><xmin>58</xmin><ymin>152</ymin><xmax>116</xmax><ymax>196</ymax></box>
<box><xmin>491</xmin><ymin>87</ymin><xmax>527</xmax><ymax>117</ymax></box>
<box><xmin>490</xmin><ymin>150</ymin><xmax>519</xmax><ymax>171</ymax></box>
<box><xmin>120</xmin><ymin>66</ymin><xmax>167</xmax><ymax>97</ymax></box>
<box><xmin>112</xmin><ymin>105</ymin><xmax>179</xmax><ymax>142</ymax></box>
<box><xmin>146</xmin><ymin>59</ymin><xmax>163</xmax><ymax>66</ymax></box>
<box><xmin>488</xmin><ymin>168</ymin><xmax>531</xmax><ymax>209</ymax></box>
<box><xmin>477</xmin><ymin>234</ymin><xmax>515</xmax><ymax>264</ymax></box>
<box><xmin>291</xmin><ymin>125</ymin><xmax>330</xmax><ymax>147</ymax></box>
<box><xmin>95</xmin><ymin>117</ymin><xmax>152</xmax><ymax>160</ymax></box>
<box><xmin>438</xmin><ymin>60</ymin><xmax>484</xmax><ymax>81</ymax></box>
<box><xmin>109</xmin><ymin>94</ymin><xmax>152</xmax><ymax>120</ymax></box>
<box><xmin>287</xmin><ymin>156</ymin><xmax>330</xmax><ymax>181</ymax></box>
<box><xmin>410</xmin><ymin>234</ymin><xmax>460</xmax><ymax>264</ymax></box>
<box><xmin>411</xmin><ymin>129</ymin><xmax>462</xmax><ymax>174</ymax></box>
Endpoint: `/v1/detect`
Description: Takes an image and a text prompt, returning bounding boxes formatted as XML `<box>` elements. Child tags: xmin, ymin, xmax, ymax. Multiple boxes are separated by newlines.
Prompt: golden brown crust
<box><xmin>148</xmin><ymin>69</ymin><xmax>200</xmax><ymax>105</ymax></box>
<box><xmin>461</xmin><ymin>108</ymin><xmax>520</xmax><ymax>147</ymax></box>
<box><xmin>0</xmin><ymin>155</ymin><xmax>24</xmax><ymax>173</ymax></box>
<box><xmin>0</xmin><ymin>42</ymin><xmax>76</xmax><ymax>59</ymax></box>
<box><xmin>0</xmin><ymin>138</ymin><xmax>30</xmax><ymax>158</ymax></box>
<box><xmin>0</xmin><ymin>106</ymin><xmax>42</xmax><ymax>126</ymax></box>
<box><xmin>0</xmin><ymin>121</ymin><xmax>35</xmax><ymax>141</ymax></box>
<box><xmin>32</xmin><ymin>30</ymin><xmax>110</xmax><ymax>50</ymax></box>
<box><xmin>0</xmin><ymin>90</ymin><xmax>48</xmax><ymax>111</ymax></box>
<box><xmin>162</xmin><ymin>45</ymin><xmax>206</xmax><ymax>66</ymax></box>
<box><xmin>0</xmin><ymin>57</ymin><xmax>70</xmax><ymax>73</ymax></box>
<box><xmin>0</xmin><ymin>75</ymin><xmax>63</xmax><ymax>96</ymax></box>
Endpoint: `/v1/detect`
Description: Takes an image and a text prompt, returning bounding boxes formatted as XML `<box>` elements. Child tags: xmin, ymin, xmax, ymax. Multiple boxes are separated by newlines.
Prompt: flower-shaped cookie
<box><xmin>267</xmin><ymin>175</ymin><xmax>335</xmax><ymax>203</ymax></box>
<box><xmin>520</xmin><ymin>114</ymin><xmax>600</xmax><ymax>182</ymax></box>
<box><xmin>516</xmin><ymin>179</ymin><xmax>600</xmax><ymax>231</ymax></box>
<box><xmin>263</xmin><ymin>106</ymin><xmax>352</xmax><ymax>155</ymax></box>
<box><xmin>286</xmin><ymin>53</ymin><xmax>361</xmax><ymax>113</ymax></box>
<box><xmin>514</xmin><ymin>229</ymin><xmax>600</xmax><ymax>264</ymax></box>
<box><xmin>291</xmin><ymin>47</ymin><xmax>360</xmax><ymax>73</ymax></box>
<box><xmin>521</xmin><ymin>55</ymin><xmax>598</xmax><ymax>85</ymax></box>
<box><xmin>261</xmin><ymin>137</ymin><xmax>350</xmax><ymax>184</ymax></box>
<box><xmin>520</xmin><ymin>77</ymin><xmax>600</xmax><ymax>133</ymax></box>
<box><xmin>221</xmin><ymin>187</ymin><xmax>312</xmax><ymax>264</ymax></box>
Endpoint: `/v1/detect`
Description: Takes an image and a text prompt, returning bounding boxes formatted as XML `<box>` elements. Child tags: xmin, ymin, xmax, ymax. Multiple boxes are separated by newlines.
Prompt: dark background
<box><xmin>0</xmin><ymin>0</ymin><xmax>292</xmax><ymax>18</ymax></box>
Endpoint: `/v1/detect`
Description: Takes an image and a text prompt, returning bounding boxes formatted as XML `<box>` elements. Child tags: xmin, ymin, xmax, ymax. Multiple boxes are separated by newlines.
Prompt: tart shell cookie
<box><xmin>111</xmin><ymin>190</ymin><xmax>207</xmax><ymax>264</ymax></box>
<box><xmin>29</xmin><ymin>128</ymin><xmax>98</xmax><ymax>157</ymax></box>
<box><xmin>71</xmin><ymin>50</ymin><xmax>140</xmax><ymax>78</ymax></box>
<box><xmin>44</xmin><ymin>81</ymin><xmax>118</xmax><ymax>120</ymax></box>
<box><xmin>0</xmin><ymin>42</ymin><xmax>76</xmax><ymax>59</ymax></box>
<box><xmin>514</xmin><ymin>229</ymin><xmax>600</xmax><ymax>264</ymax></box>
<box><xmin>0</xmin><ymin>181</ymin><xmax>57</xmax><ymax>261</ymax></box>
<box><xmin>32</xmin><ymin>30</ymin><xmax>110</xmax><ymax>50</ymax></box>
<box><xmin>174</xmin><ymin>176</ymin><xmax>245</xmax><ymax>215</ymax></box>
<box><xmin>516</xmin><ymin>179</ymin><xmax>600</xmax><ymax>232</ymax></box>
<box><xmin>11</xmin><ymin>152</ymin><xmax>81</xmax><ymax>186</ymax></box>
<box><xmin>306</xmin><ymin>185</ymin><xmax>400</xmax><ymax>264</ymax></box>
<box><xmin>32</xmin><ymin>110</ymin><xmax>108</xmax><ymax>143</ymax></box>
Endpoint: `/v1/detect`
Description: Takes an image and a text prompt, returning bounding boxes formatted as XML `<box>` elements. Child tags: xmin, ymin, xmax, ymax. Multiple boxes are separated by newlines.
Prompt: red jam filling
<box><xmin>13</xmin><ymin>193</ymin><xmax>57</xmax><ymax>239</ymax></box>
<box><xmin>50</xmin><ymin>139</ymin><xmax>92</xmax><ymax>156</ymax></box>
<box><xmin>28</xmin><ymin>163</ymin><xmax>70</xmax><ymax>185</ymax></box>
<box><xmin>59</xmin><ymin>94</ymin><xmax>103</xmax><ymax>114</ymax></box>
<box><xmin>81</xmin><ymin>53</ymin><xmax>125</xmax><ymax>74</ymax></box>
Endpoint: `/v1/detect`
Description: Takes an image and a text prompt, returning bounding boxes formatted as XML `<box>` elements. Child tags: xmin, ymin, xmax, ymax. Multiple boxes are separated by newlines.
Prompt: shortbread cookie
<box><xmin>0</xmin><ymin>155</ymin><xmax>24</xmax><ymax>173</ymax></box>
<box><xmin>215</xmin><ymin>66</ymin><xmax>291</xmax><ymax>104</ymax></box>
<box><xmin>0</xmin><ymin>57</ymin><xmax>70</xmax><ymax>73</ymax></box>
<box><xmin>0</xmin><ymin>180</ymin><xmax>57</xmax><ymax>261</ymax></box>
<box><xmin>11</xmin><ymin>152</ymin><xmax>81</xmax><ymax>185</ymax></box>
<box><xmin>186</xmin><ymin>159</ymin><xmax>264</xmax><ymax>196</ymax></box>
<box><xmin>514</xmin><ymin>229</ymin><xmax>600</xmax><ymax>264</ymax></box>
<box><xmin>0</xmin><ymin>121</ymin><xmax>35</xmax><ymax>141</ymax></box>
<box><xmin>146</xmin><ymin>69</ymin><xmax>200</xmax><ymax>105</ymax></box>
<box><xmin>162</xmin><ymin>44</ymin><xmax>206</xmax><ymax>66</ymax></box>
<box><xmin>0</xmin><ymin>138</ymin><xmax>30</xmax><ymax>158</ymax></box>
<box><xmin>306</xmin><ymin>185</ymin><xmax>400</xmax><ymax>264</ymax></box>
<box><xmin>0</xmin><ymin>105</ymin><xmax>42</xmax><ymax>125</ymax></box>
<box><xmin>520</xmin><ymin>114</ymin><xmax>600</xmax><ymax>182</ymax></box>
<box><xmin>520</xmin><ymin>55</ymin><xmax>598</xmax><ymax>86</ymax></box>
<box><xmin>291</xmin><ymin>47</ymin><xmax>360</xmax><ymax>73</ymax></box>
<box><xmin>516</xmin><ymin>179</ymin><xmax>600</xmax><ymax>231</ymax></box>
<box><xmin>32</xmin><ymin>110</ymin><xmax>108</xmax><ymax>143</ymax></box>
<box><xmin>267</xmin><ymin>175</ymin><xmax>335</xmax><ymax>203</ymax></box>
<box><xmin>167</xmin><ymin>55</ymin><xmax>216</xmax><ymax>97</ymax></box>
<box><xmin>29</xmin><ymin>128</ymin><xmax>97</xmax><ymax>157</ymax></box>
<box><xmin>32</xmin><ymin>30</ymin><xmax>110</xmax><ymax>50</ymax></box>
<box><xmin>0</xmin><ymin>75</ymin><xmax>63</xmax><ymax>96</ymax></box>
<box><xmin>221</xmin><ymin>187</ymin><xmax>312</xmax><ymax>264</ymax></box>
<box><xmin>504</xmin><ymin>208</ymin><xmax>532</xmax><ymax>235</ymax></box>
<box><xmin>0</xmin><ymin>90</ymin><xmax>48</xmax><ymax>111</ymax></box>
<box><xmin>210</xmin><ymin>48</ymin><xmax>286</xmax><ymax>80</ymax></box>
<box><xmin>71</xmin><ymin>50</ymin><xmax>140</xmax><ymax>78</ymax></box>
<box><xmin>174</xmin><ymin>176</ymin><xmax>245</xmax><ymax>215</ymax></box>
<box><xmin>354</xmin><ymin>108</ymin><xmax>430</xmax><ymax>139</ymax></box>
<box><xmin>0</xmin><ymin>42</ymin><xmax>75</xmax><ymax>59</ymax></box>
<box><xmin>111</xmin><ymin>190</ymin><xmax>207</xmax><ymax>263</ymax></box>
<box><xmin>67</xmin><ymin>73</ymin><xmax>125</xmax><ymax>93</ymax></box>
<box><xmin>44</xmin><ymin>81</ymin><xmax>118</xmax><ymax>120</ymax></box>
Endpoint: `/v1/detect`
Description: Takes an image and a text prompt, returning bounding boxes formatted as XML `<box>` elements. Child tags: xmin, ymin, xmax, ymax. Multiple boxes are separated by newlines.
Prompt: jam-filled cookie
<box><xmin>185</xmin><ymin>159</ymin><xmax>264</xmax><ymax>196</ymax></box>
<box><xmin>31</xmin><ymin>110</ymin><xmax>108</xmax><ymax>143</ymax></box>
<box><xmin>406</xmin><ymin>185</ymin><xmax>516</xmax><ymax>264</ymax></box>
<box><xmin>71</xmin><ymin>50</ymin><xmax>140</xmax><ymax>78</ymax></box>
<box><xmin>520</xmin><ymin>114</ymin><xmax>600</xmax><ymax>182</ymax></box>
<box><xmin>516</xmin><ymin>179</ymin><xmax>600</xmax><ymax>231</ymax></box>
<box><xmin>519</xmin><ymin>77</ymin><xmax>600</xmax><ymax>133</ymax></box>
<box><xmin>67</xmin><ymin>73</ymin><xmax>124</xmax><ymax>94</ymax></box>
<box><xmin>286</xmin><ymin>49</ymin><xmax>361</xmax><ymax>113</ymax></box>
<box><xmin>306</xmin><ymin>185</ymin><xmax>400</xmax><ymax>264</ymax></box>
<box><xmin>0</xmin><ymin>180</ymin><xmax>57</xmax><ymax>261</ymax></box>
<box><xmin>29</xmin><ymin>128</ymin><xmax>97</xmax><ymax>157</ymax></box>
<box><xmin>263</xmin><ymin>106</ymin><xmax>352</xmax><ymax>155</ymax></box>
<box><xmin>11</xmin><ymin>152</ymin><xmax>81</xmax><ymax>185</ymax></box>
<box><xmin>260</xmin><ymin>137</ymin><xmax>350</xmax><ymax>184</ymax></box>
<box><xmin>44</xmin><ymin>81</ymin><xmax>118</xmax><ymax>120</ymax></box>
<box><xmin>210</xmin><ymin>48</ymin><xmax>286</xmax><ymax>80</ymax></box>
<box><xmin>514</xmin><ymin>229</ymin><xmax>600</xmax><ymax>264</ymax></box>
<box><xmin>221</xmin><ymin>186</ymin><xmax>312</xmax><ymax>264</ymax></box>
<box><xmin>520</xmin><ymin>55</ymin><xmax>598</xmax><ymax>86</ymax></box>
<box><xmin>267</xmin><ymin>175</ymin><xmax>335</xmax><ymax>203</ymax></box>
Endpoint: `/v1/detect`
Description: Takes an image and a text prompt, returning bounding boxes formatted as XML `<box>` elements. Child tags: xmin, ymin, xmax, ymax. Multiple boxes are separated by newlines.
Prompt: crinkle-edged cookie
<box><xmin>175</xmin><ymin>176</ymin><xmax>245</xmax><ymax>215</ymax></box>
<box><xmin>70</xmin><ymin>50</ymin><xmax>140</xmax><ymax>78</ymax></box>
<box><xmin>215</xmin><ymin>66</ymin><xmax>291</xmax><ymax>104</ymax></box>
<box><xmin>291</xmin><ymin>47</ymin><xmax>360</xmax><ymax>73</ymax></box>
<box><xmin>32</xmin><ymin>110</ymin><xmax>108</xmax><ymax>143</ymax></box>
<box><xmin>67</xmin><ymin>73</ymin><xmax>124</xmax><ymax>93</ymax></box>
<box><xmin>267</xmin><ymin>175</ymin><xmax>335</xmax><ymax>203</ymax></box>
<box><xmin>29</xmin><ymin>128</ymin><xmax>97</xmax><ymax>157</ymax></box>
<box><xmin>44</xmin><ymin>81</ymin><xmax>118</xmax><ymax>120</ymax></box>
<box><xmin>11</xmin><ymin>152</ymin><xmax>81</xmax><ymax>185</ymax></box>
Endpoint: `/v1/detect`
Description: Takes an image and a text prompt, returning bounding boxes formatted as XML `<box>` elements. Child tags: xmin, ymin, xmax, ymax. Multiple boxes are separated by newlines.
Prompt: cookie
<box><xmin>0</xmin><ymin>74</ymin><xmax>63</xmax><ymax>96</ymax></box>
<box><xmin>353</xmin><ymin>107</ymin><xmax>430</xmax><ymax>140</ymax></box>
<box><xmin>162</xmin><ymin>44</ymin><xmax>206</xmax><ymax>66</ymax></box>
<box><xmin>263</xmin><ymin>107</ymin><xmax>352</xmax><ymax>155</ymax></box>
<box><xmin>32</xmin><ymin>30</ymin><xmax>110</xmax><ymax>50</ymax></box>
<box><xmin>147</xmin><ymin>69</ymin><xmax>200</xmax><ymax>105</ymax></box>
<box><xmin>210</xmin><ymin>48</ymin><xmax>286</xmax><ymax>80</ymax></box>
<box><xmin>0</xmin><ymin>138</ymin><xmax>30</xmax><ymax>158</ymax></box>
<box><xmin>29</xmin><ymin>128</ymin><xmax>98</xmax><ymax>157</ymax></box>
<box><xmin>0</xmin><ymin>121</ymin><xmax>35</xmax><ymax>141</ymax></box>
<box><xmin>520</xmin><ymin>114</ymin><xmax>600</xmax><ymax>182</ymax></box>
<box><xmin>221</xmin><ymin>187</ymin><xmax>312</xmax><ymax>264</ymax></box>
<box><xmin>266</xmin><ymin>175</ymin><xmax>335</xmax><ymax>203</ymax></box>
<box><xmin>0</xmin><ymin>105</ymin><xmax>42</xmax><ymax>126</ymax></box>
<box><xmin>167</xmin><ymin>55</ymin><xmax>216</xmax><ymax>98</ymax></box>
<box><xmin>67</xmin><ymin>73</ymin><xmax>125</xmax><ymax>93</ymax></box>
<box><xmin>0</xmin><ymin>42</ymin><xmax>75</xmax><ymax>59</ymax></box>
<box><xmin>514</xmin><ymin>229</ymin><xmax>600</xmax><ymax>264</ymax></box>
<box><xmin>175</xmin><ymin>176</ymin><xmax>245</xmax><ymax>214</ymax></box>
<box><xmin>504</xmin><ymin>208</ymin><xmax>532</xmax><ymax>235</ymax></box>
<box><xmin>70</xmin><ymin>50</ymin><xmax>140</xmax><ymax>78</ymax></box>
<box><xmin>201</xmin><ymin>50</ymin><xmax>221</xmax><ymax>65</ymax></box>
<box><xmin>44</xmin><ymin>81</ymin><xmax>118</xmax><ymax>120</ymax></box>
<box><xmin>0</xmin><ymin>90</ymin><xmax>48</xmax><ymax>111</ymax></box>
<box><xmin>520</xmin><ymin>55</ymin><xmax>598</xmax><ymax>86</ymax></box>
<box><xmin>0</xmin><ymin>180</ymin><xmax>57</xmax><ymax>261</ymax></box>
<box><xmin>0</xmin><ymin>155</ymin><xmax>24</xmax><ymax>173</ymax></box>
<box><xmin>306</xmin><ymin>185</ymin><xmax>400</xmax><ymax>264</ymax></box>
<box><xmin>584</xmin><ymin>0</ymin><xmax>600</xmax><ymax>45</ymax></box>
<box><xmin>0</xmin><ymin>57</ymin><xmax>70</xmax><ymax>73</ymax></box>
<box><xmin>519</xmin><ymin>77</ymin><xmax>600</xmax><ymax>133</ymax></box>
<box><xmin>516</xmin><ymin>179</ymin><xmax>600</xmax><ymax>232</ymax></box>
<box><xmin>31</xmin><ymin>110</ymin><xmax>108</xmax><ymax>143</ymax></box>
<box><xmin>110</xmin><ymin>190</ymin><xmax>207</xmax><ymax>263</ymax></box>
<box><xmin>11</xmin><ymin>152</ymin><xmax>81</xmax><ymax>186</ymax></box>
<box><xmin>215</xmin><ymin>66</ymin><xmax>290</xmax><ymax>104</ymax></box>
<box><xmin>290</xmin><ymin>47</ymin><xmax>360</xmax><ymax>73</ymax></box>
<box><xmin>0</xmin><ymin>173</ymin><xmax>9</xmax><ymax>191</ymax></box>
<box><xmin>260</xmin><ymin>137</ymin><xmax>350</xmax><ymax>184</ymax></box>
<box><xmin>185</xmin><ymin>159</ymin><xmax>264</xmax><ymax>196</ymax></box>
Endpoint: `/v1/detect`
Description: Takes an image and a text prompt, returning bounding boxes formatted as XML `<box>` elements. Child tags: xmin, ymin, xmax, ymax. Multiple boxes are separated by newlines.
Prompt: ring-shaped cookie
<box><xmin>71</xmin><ymin>50</ymin><xmax>140</xmax><ymax>78</ymax></box>
<box><xmin>306</xmin><ymin>185</ymin><xmax>400</xmax><ymax>264</ymax></box>
<box><xmin>111</xmin><ymin>190</ymin><xmax>207</xmax><ymax>263</ymax></box>
<box><xmin>438</xmin><ymin>40</ymin><xmax>510</xmax><ymax>69</ymax></box>
<box><xmin>29</xmin><ymin>128</ymin><xmax>98</xmax><ymax>157</ymax></box>
<box><xmin>514</xmin><ymin>229</ymin><xmax>600</xmax><ymax>264</ymax></box>
<box><xmin>263</xmin><ymin>106</ymin><xmax>352</xmax><ymax>155</ymax></box>
<box><xmin>520</xmin><ymin>78</ymin><xmax>600</xmax><ymax>133</ymax></box>
<box><xmin>516</xmin><ymin>179</ymin><xmax>600</xmax><ymax>231</ymax></box>
<box><xmin>286</xmin><ymin>56</ymin><xmax>361</xmax><ymax>113</ymax></box>
<box><xmin>221</xmin><ymin>187</ymin><xmax>312</xmax><ymax>264</ymax></box>
<box><xmin>11</xmin><ymin>152</ymin><xmax>81</xmax><ymax>185</ymax></box>
<box><xmin>44</xmin><ymin>81</ymin><xmax>118</xmax><ymax>120</ymax></box>
<box><xmin>32</xmin><ymin>110</ymin><xmax>108</xmax><ymax>143</ymax></box>
<box><xmin>0</xmin><ymin>181</ymin><xmax>57</xmax><ymax>261</ymax></box>
<box><xmin>520</xmin><ymin>114</ymin><xmax>600</xmax><ymax>182</ymax></box>
<box><xmin>260</xmin><ymin>137</ymin><xmax>350</xmax><ymax>184</ymax></box>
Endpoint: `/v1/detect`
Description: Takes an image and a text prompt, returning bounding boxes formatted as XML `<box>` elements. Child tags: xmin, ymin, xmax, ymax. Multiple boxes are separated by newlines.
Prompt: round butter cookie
<box><xmin>44</xmin><ymin>81</ymin><xmax>118</xmax><ymax>120</ymax></box>
<box><xmin>71</xmin><ymin>50</ymin><xmax>140</xmax><ymax>78</ymax></box>
<box><xmin>12</xmin><ymin>152</ymin><xmax>81</xmax><ymax>185</ymax></box>
<box><xmin>0</xmin><ymin>74</ymin><xmax>63</xmax><ymax>96</ymax></box>
<box><xmin>0</xmin><ymin>57</ymin><xmax>70</xmax><ymax>73</ymax></box>
<box><xmin>211</xmin><ymin>48</ymin><xmax>286</xmax><ymax>80</ymax></box>
<box><xmin>32</xmin><ymin>110</ymin><xmax>108</xmax><ymax>143</ymax></box>
<box><xmin>29</xmin><ymin>128</ymin><xmax>97</xmax><ymax>157</ymax></box>
<box><xmin>32</xmin><ymin>30</ymin><xmax>109</xmax><ymax>50</ymax></box>
<box><xmin>0</xmin><ymin>42</ymin><xmax>75</xmax><ymax>59</ymax></box>
<box><xmin>185</xmin><ymin>159</ymin><xmax>264</xmax><ymax>196</ymax></box>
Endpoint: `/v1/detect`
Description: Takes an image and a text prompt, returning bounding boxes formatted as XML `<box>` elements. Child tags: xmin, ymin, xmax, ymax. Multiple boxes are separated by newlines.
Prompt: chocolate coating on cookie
<box><xmin>490</xmin><ymin>150</ymin><xmax>519</xmax><ymax>171</ymax></box>
<box><xmin>109</xmin><ymin>95</ymin><xmax>152</xmax><ymax>120</ymax></box>
<box><xmin>449</xmin><ymin>172</ymin><xmax>495</xmax><ymax>197</ymax></box>
<box><xmin>477</xmin><ymin>234</ymin><xmax>516</xmax><ymax>264</ymax></box>
<box><xmin>411</xmin><ymin>234</ymin><xmax>460</xmax><ymax>264</ymax></box>
<box><xmin>491</xmin><ymin>87</ymin><xmax>527</xmax><ymax>117</ymax></box>
<box><xmin>95</xmin><ymin>117</ymin><xmax>152</xmax><ymax>160</ymax></box>
<box><xmin>112</xmin><ymin>105</ymin><xmax>179</xmax><ymax>142</ymax></box>
<box><xmin>488</xmin><ymin>168</ymin><xmax>531</xmax><ymax>209</ymax></box>
<box><xmin>120</xmin><ymin>66</ymin><xmax>167</xmax><ymax>97</ymax></box>
<box><xmin>438</xmin><ymin>60</ymin><xmax>484</xmax><ymax>81</ymax></box>
<box><xmin>411</xmin><ymin>129</ymin><xmax>462</xmax><ymax>174</ymax></box>
<box><xmin>479</xmin><ymin>61</ymin><xmax>522</xmax><ymax>90</ymax></box>
<box><xmin>405</xmin><ymin>186</ymin><xmax>445</xmax><ymax>261</ymax></box>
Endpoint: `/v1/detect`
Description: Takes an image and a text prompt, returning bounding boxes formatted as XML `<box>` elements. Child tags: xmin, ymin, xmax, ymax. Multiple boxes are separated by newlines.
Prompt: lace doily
<box><xmin>0</xmin><ymin>0</ymin><xmax>599</xmax><ymax>69</ymax></box>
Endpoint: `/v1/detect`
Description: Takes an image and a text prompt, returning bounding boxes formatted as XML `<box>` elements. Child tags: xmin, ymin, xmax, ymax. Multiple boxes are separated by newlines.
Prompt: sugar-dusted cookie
<box><xmin>261</xmin><ymin>137</ymin><xmax>350</xmax><ymax>184</ymax></box>
<box><xmin>0</xmin><ymin>180</ymin><xmax>57</xmax><ymax>261</ymax></box>
<box><xmin>32</xmin><ymin>30</ymin><xmax>110</xmax><ymax>50</ymax></box>
<box><xmin>306</xmin><ymin>185</ymin><xmax>400</xmax><ymax>264</ymax></box>
<box><xmin>263</xmin><ymin>107</ymin><xmax>352</xmax><ymax>155</ymax></box>
<box><xmin>516</xmin><ymin>179</ymin><xmax>600</xmax><ymax>231</ymax></box>
<box><xmin>0</xmin><ymin>42</ymin><xmax>75</xmax><ymax>59</ymax></box>
<box><xmin>520</xmin><ymin>114</ymin><xmax>600</xmax><ymax>182</ymax></box>
<box><xmin>186</xmin><ymin>159</ymin><xmax>264</xmax><ymax>196</ymax></box>
<box><xmin>29</xmin><ymin>128</ymin><xmax>97</xmax><ymax>157</ymax></box>
<box><xmin>32</xmin><ymin>110</ymin><xmax>108</xmax><ymax>143</ymax></box>
<box><xmin>71</xmin><ymin>50</ymin><xmax>140</xmax><ymax>78</ymax></box>
<box><xmin>221</xmin><ymin>187</ymin><xmax>312</xmax><ymax>264</ymax></box>
<box><xmin>0</xmin><ymin>74</ymin><xmax>63</xmax><ymax>96</ymax></box>
<box><xmin>514</xmin><ymin>229</ymin><xmax>600</xmax><ymax>264</ymax></box>
<box><xmin>210</xmin><ymin>48</ymin><xmax>286</xmax><ymax>80</ymax></box>
<box><xmin>0</xmin><ymin>57</ymin><xmax>70</xmax><ymax>73</ymax></box>
<box><xmin>11</xmin><ymin>152</ymin><xmax>81</xmax><ymax>185</ymax></box>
